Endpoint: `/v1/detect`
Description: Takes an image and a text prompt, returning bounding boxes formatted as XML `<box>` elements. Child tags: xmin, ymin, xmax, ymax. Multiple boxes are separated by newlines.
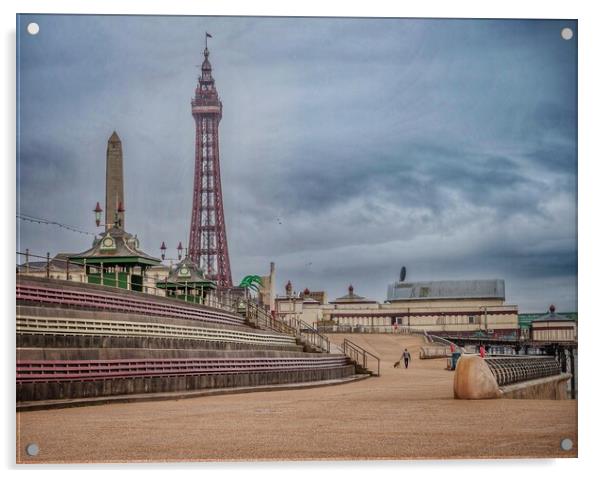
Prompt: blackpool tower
<box><xmin>188</xmin><ymin>38</ymin><xmax>233</xmax><ymax>287</ymax></box>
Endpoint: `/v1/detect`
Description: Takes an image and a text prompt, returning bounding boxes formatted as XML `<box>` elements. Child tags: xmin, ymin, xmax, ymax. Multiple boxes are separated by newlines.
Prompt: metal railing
<box><xmin>438</xmin><ymin>330</ymin><xmax>520</xmax><ymax>343</ymax></box>
<box><xmin>289</xmin><ymin>316</ymin><xmax>331</xmax><ymax>353</ymax></box>
<box><xmin>236</xmin><ymin>297</ymin><xmax>330</xmax><ymax>353</ymax></box>
<box><xmin>419</xmin><ymin>345</ymin><xmax>453</xmax><ymax>359</ymax></box>
<box><xmin>16</xmin><ymin>249</ymin><xmax>332</xmax><ymax>353</ymax></box>
<box><xmin>317</xmin><ymin>324</ymin><xmax>414</xmax><ymax>334</ymax></box>
<box><xmin>424</xmin><ymin>331</ymin><xmax>464</xmax><ymax>353</ymax></box>
<box><xmin>341</xmin><ymin>338</ymin><xmax>380</xmax><ymax>376</ymax></box>
<box><xmin>484</xmin><ymin>356</ymin><xmax>561</xmax><ymax>387</ymax></box>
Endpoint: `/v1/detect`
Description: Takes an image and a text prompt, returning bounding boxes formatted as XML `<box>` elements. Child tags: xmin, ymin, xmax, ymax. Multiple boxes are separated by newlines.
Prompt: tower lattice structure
<box><xmin>188</xmin><ymin>45</ymin><xmax>233</xmax><ymax>287</ymax></box>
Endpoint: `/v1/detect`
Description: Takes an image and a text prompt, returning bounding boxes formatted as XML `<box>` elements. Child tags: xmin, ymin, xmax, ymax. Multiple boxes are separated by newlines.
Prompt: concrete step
<box><xmin>16</xmin><ymin>374</ymin><xmax>371</xmax><ymax>412</ymax></box>
<box><xmin>17</xmin><ymin>363</ymin><xmax>358</xmax><ymax>402</ymax></box>
<box><xmin>17</xmin><ymin>305</ymin><xmax>303</xmax><ymax>352</ymax></box>
<box><xmin>17</xmin><ymin>347</ymin><xmax>343</xmax><ymax>360</ymax></box>
<box><xmin>17</xmin><ymin>276</ymin><xmax>247</xmax><ymax>329</ymax></box>
<box><xmin>17</xmin><ymin>305</ymin><xmax>271</xmax><ymax>334</ymax></box>
<box><xmin>17</xmin><ymin>333</ymin><xmax>304</xmax><ymax>353</ymax></box>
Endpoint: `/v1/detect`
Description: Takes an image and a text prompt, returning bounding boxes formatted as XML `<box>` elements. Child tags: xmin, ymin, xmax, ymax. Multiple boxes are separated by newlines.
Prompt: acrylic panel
<box><xmin>16</xmin><ymin>15</ymin><xmax>578</xmax><ymax>463</ymax></box>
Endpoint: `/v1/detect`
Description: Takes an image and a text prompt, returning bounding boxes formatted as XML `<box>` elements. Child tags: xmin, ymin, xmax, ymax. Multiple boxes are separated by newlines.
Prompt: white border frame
<box><xmin>3</xmin><ymin>1</ymin><xmax>600</xmax><ymax>476</ymax></box>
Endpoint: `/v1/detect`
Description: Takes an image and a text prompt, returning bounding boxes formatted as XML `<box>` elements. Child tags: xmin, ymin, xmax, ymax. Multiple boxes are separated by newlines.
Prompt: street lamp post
<box><xmin>92</xmin><ymin>201</ymin><xmax>122</xmax><ymax>229</ymax></box>
<box><xmin>285</xmin><ymin>280</ymin><xmax>293</xmax><ymax>328</ymax></box>
<box><xmin>93</xmin><ymin>202</ymin><xmax>103</xmax><ymax>227</ymax></box>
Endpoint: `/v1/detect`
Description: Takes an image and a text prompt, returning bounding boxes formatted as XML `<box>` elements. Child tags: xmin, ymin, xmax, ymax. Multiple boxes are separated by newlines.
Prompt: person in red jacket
<box><xmin>479</xmin><ymin>344</ymin><xmax>486</xmax><ymax>358</ymax></box>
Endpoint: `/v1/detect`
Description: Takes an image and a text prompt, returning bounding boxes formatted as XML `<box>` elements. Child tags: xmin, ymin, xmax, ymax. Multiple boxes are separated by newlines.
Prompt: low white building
<box><xmin>530</xmin><ymin>305</ymin><xmax>577</xmax><ymax>343</ymax></box>
<box><xmin>275</xmin><ymin>276</ymin><xmax>519</xmax><ymax>335</ymax></box>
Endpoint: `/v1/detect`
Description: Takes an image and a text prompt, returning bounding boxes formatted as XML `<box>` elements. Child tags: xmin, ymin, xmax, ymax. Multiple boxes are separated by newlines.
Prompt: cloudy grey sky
<box><xmin>16</xmin><ymin>16</ymin><xmax>577</xmax><ymax>312</ymax></box>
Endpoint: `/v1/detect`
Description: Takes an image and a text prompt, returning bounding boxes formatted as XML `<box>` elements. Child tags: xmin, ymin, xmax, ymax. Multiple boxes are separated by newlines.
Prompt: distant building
<box><xmin>156</xmin><ymin>255</ymin><xmax>216</xmax><ymax>303</ymax></box>
<box><xmin>275</xmin><ymin>273</ymin><xmax>519</xmax><ymax>334</ymax></box>
<box><xmin>302</xmin><ymin>289</ymin><xmax>328</xmax><ymax>305</ymax></box>
<box><xmin>530</xmin><ymin>305</ymin><xmax>577</xmax><ymax>343</ymax></box>
<box><xmin>333</xmin><ymin>284</ymin><xmax>378</xmax><ymax>305</ymax></box>
<box><xmin>387</xmin><ymin>278</ymin><xmax>505</xmax><ymax>303</ymax></box>
<box><xmin>519</xmin><ymin>311</ymin><xmax>578</xmax><ymax>329</ymax></box>
<box><xmin>383</xmin><ymin>278</ymin><xmax>516</xmax><ymax>333</ymax></box>
<box><xmin>69</xmin><ymin>226</ymin><xmax>161</xmax><ymax>292</ymax></box>
<box><xmin>17</xmin><ymin>253</ymin><xmax>85</xmax><ymax>282</ymax></box>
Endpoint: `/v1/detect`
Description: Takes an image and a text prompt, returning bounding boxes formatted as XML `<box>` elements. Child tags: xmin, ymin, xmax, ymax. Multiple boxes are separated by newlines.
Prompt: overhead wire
<box><xmin>17</xmin><ymin>213</ymin><xmax>96</xmax><ymax>237</ymax></box>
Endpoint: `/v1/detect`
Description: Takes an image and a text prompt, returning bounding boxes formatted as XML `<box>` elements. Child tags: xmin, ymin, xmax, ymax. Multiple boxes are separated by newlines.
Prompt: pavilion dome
<box><xmin>532</xmin><ymin>304</ymin><xmax>574</xmax><ymax>323</ymax></box>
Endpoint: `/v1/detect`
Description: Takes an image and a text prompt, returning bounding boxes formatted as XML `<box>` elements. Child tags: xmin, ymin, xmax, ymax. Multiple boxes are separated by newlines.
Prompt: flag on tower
<box><xmin>206</xmin><ymin>32</ymin><xmax>212</xmax><ymax>38</ymax></box>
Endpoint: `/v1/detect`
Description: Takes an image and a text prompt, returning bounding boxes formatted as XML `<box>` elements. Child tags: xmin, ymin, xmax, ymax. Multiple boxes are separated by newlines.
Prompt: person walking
<box><xmin>401</xmin><ymin>348</ymin><xmax>411</xmax><ymax>369</ymax></box>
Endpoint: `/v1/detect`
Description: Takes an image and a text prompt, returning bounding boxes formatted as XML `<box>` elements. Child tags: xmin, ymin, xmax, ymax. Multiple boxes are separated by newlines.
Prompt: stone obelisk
<box><xmin>105</xmin><ymin>131</ymin><xmax>125</xmax><ymax>230</ymax></box>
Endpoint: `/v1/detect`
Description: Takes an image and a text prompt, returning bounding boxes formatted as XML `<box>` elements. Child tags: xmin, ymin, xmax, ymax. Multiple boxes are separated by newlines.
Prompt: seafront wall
<box><xmin>500</xmin><ymin>374</ymin><xmax>571</xmax><ymax>400</ymax></box>
<box><xmin>453</xmin><ymin>354</ymin><xmax>571</xmax><ymax>400</ymax></box>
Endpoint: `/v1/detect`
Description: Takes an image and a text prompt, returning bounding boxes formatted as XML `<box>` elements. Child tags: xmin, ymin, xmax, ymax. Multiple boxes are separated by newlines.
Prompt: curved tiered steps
<box><xmin>16</xmin><ymin>276</ymin><xmax>361</xmax><ymax>408</ymax></box>
<box><xmin>17</xmin><ymin>305</ymin><xmax>302</xmax><ymax>352</ymax></box>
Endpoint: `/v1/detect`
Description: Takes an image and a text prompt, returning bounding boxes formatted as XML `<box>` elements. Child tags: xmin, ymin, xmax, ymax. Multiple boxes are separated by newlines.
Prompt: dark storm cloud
<box><xmin>16</xmin><ymin>16</ymin><xmax>577</xmax><ymax>312</ymax></box>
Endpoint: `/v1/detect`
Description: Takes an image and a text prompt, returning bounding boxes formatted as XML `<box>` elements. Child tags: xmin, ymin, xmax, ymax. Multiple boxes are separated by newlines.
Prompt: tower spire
<box><xmin>189</xmin><ymin>41</ymin><xmax>232</xmax><ymax>288</ymax></box>
<box><xmin>200</xmin><ymin>32</ymin><xmax>214</xmax><ymax>82</ymax></box>
<box><xmin>200</xmin><ymin>49</ymin><xmax>214</xmax><ymax>83</ymax></box>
